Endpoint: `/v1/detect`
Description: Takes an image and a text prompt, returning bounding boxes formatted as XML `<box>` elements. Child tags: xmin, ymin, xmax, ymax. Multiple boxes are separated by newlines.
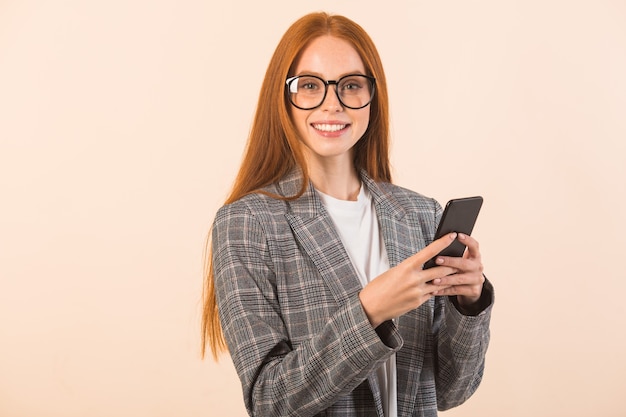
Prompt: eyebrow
<box><xmin>293</xmin><ymin>70</ymin><xmax>367</xmax><ymax>79</ymax></box>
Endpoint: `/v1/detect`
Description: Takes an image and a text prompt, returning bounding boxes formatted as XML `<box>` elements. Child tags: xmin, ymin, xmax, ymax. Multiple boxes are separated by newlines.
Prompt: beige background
<box><xmin>1</xmin><ymin>1</ymin><xmax>625</xmax><ymax>416</ymax></box>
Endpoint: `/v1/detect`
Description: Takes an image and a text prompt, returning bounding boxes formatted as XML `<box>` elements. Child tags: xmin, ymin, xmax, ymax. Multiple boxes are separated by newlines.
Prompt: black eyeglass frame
<box><xmin>285</xmin><ymin>74</ymin><xmax>377</xmax><ymax>110</ymax></box>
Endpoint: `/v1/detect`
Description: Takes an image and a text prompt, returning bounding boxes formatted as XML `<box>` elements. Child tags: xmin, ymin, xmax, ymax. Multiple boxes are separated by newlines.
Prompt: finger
<box><xmin>433</xmin><ymin>280</ymin><xmax>484</xmax><ymax>300</ymax></box>
<box><xmin>434</xmin><ymin>254</ymin><xmax>482</xmax><ymax>274</ymax></box>
<box><xmin>405</xmin><ymin>232</ymin><xmax>457</xmax><ymax>269</ymax></box>
<box><xmin>458</xmin><ymin>233</ymin><xmax>481</xmax><ymax>260</ymax></box>
<box><xmin>422</xmin><ymin>265</ymin><xmax>458</xmax><ymax>284</ymax></box>
<box><xmin>432</xmin><ymin>286</ymin><xmax>467</xmax><ymax>297</ymax></box>
<box><xmin>434</xmin><ymin>270</ymin><xmax>485</xmax><ymax>287</ymax></box>
<box><xmin>427</xmin><ymin>282</ymin><xmax>454</xmax><ymax>296</ymax></box>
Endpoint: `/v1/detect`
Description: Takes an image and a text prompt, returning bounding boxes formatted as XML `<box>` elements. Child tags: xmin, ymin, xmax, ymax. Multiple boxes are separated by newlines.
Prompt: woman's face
<box><xmin>289</xmin><ymin>36</ymin><xmax>370</xmax><ymax>170</ymax></box>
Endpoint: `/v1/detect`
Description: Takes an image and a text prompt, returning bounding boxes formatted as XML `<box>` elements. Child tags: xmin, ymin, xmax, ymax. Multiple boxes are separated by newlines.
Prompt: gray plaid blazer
<box><xmin>213</xmin><ymin>169</ymin><xmax>493</xmax><ymax>417</ymax></box>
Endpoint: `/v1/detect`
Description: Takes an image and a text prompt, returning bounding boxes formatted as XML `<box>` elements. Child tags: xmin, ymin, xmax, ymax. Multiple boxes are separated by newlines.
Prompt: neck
<box><xmin>308</xmin><ymin>163</ymin><xmax>361</xmax><ymax>201</ymax></box>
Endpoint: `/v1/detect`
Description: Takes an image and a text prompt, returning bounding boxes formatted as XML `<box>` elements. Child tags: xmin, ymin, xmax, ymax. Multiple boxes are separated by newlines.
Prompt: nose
<box><xmin>320</xmin><ymin>84</ymin><xmax>343</xmax><ymax>111</ymax></box>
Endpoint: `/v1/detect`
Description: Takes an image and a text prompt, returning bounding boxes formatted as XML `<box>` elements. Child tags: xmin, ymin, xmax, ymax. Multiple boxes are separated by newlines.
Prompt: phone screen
<box><xmin>423</xmin><ymin>196</ymin><xmax>483</xmax><ymax>269</ymax></box>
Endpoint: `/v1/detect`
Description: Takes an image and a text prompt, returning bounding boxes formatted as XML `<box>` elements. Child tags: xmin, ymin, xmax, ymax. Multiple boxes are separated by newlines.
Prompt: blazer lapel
<box><xmin>280</xmin><ymin>173</ymin><xmax>363</xmax><ymax>306</ymax></box>
<box><xmin>364</xmin><ymin>173</ymin><xmax>429</xmax><ymax>416</ymax></box>
<box><xmin>361</xmin><ymin>173</ymin><xmax>414</xmax><ymax>268</ymax></box>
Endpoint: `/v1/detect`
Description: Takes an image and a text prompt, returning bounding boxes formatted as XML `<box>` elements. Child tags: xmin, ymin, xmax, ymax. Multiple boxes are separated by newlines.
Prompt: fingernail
<box><xmin>436</xmin><ymin>257</ymin><xmax>444</xmax><ymax>264</ymax></box>
<box><xmin>450</xmin><ymin>232</ymin><xmax>457</xmax><ymax>240</ymax></box>
<box><xmin>458</xmin><ymin>233</ymin><xmax>466</xmax><ymax>240</ymax></box>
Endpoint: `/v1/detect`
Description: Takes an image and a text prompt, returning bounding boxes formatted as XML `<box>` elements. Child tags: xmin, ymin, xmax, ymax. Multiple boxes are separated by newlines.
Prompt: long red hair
<box><xmin>202</xmin><ymin>12</ymin><xmax>392</xmax><ymax>360</ymax></box>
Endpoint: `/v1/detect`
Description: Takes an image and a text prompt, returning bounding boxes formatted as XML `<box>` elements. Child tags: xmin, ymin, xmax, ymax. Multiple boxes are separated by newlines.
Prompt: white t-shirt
<box><xmin>317</xmin><ymin>184</ymin><xmax>397</xmax><ymax>417</ymax></box>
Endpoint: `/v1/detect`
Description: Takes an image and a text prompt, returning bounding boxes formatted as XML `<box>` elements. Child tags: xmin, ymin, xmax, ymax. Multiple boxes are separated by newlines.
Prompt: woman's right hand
<box><xmin>358</xmin><ymin>233</ymin><xmax>458</xmax><ymax>328</ymax></box>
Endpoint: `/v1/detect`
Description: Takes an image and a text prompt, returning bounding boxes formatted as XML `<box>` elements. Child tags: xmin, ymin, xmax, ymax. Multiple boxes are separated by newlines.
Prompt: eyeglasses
<box><xmin>285</xmin><ymin>74</ymin><xmax>376</xmax><ymax>110</ymax></box>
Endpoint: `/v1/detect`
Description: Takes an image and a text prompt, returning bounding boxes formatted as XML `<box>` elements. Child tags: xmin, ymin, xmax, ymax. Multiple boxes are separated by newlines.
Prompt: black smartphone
<box><xmin>423</xmin><ymin>196</ymin><xmax>483</xmax><ymax>269</ymax></box>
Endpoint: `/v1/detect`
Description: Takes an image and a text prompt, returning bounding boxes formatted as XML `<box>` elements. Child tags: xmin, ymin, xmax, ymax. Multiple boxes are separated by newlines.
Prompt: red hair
<box><xmin>202</xmin><ymin>12</ymin><xmax>392</xmax><ymax>360</ymax></box>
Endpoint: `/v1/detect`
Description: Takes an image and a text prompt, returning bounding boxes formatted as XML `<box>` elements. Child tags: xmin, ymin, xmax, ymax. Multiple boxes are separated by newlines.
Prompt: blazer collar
<box><xmin>360</xmin><ymin>171</ymin><xmax>408</xmax><ymax>222</ymax></box>
<box><xmin>276</xmin><ymin>168</ymin><xmax>408</xmax><ymax>221</ymax></box>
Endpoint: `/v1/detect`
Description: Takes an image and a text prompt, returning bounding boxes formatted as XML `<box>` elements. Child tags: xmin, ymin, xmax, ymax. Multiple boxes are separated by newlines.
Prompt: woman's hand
<box><xmin>358</xmin><ymin>233</ymin><xmax>459</xmax><ymax>328</ymax></box>
<box><xmin>430</xmin><ymin>233</ymin><xmax>485</xmax><ymax>311</ymax></box>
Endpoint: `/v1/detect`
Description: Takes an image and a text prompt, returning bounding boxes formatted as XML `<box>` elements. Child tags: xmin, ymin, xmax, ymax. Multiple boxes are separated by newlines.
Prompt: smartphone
<box><xmin>423</xmin><ymin>196</ymin><xmax>483</xmax><ymax>269</ymax></box>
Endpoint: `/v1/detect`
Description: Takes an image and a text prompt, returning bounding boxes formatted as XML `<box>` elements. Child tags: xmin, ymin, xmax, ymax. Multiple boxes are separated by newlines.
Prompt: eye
<box><xmin>297</xmin><ymin>77</ymin><xmax>323</xmax><ymax>92</ymax></box>
<box><xmin>340</xmin><ymin>77</ymin><xmax>366</xmax><ymax>92</ymax></box>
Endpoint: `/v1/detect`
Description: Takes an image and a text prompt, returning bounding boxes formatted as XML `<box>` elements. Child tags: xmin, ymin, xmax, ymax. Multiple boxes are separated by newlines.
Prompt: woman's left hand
<box><xmin>430</xmin><ymin>233</ymin><xmax>485</xmax><ymax>310</ymax></box>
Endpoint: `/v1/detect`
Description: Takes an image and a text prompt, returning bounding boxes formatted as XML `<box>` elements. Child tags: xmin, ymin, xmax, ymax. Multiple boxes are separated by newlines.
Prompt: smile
<box><xmin>311</xmin><ymin>123</ymin><xmax>348</xmax><ymax>132</ymax></box>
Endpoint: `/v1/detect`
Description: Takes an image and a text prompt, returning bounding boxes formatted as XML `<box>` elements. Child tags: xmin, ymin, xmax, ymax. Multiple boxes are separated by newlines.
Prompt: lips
<box><xmin>311</xmin><ymin>123</ymin><xmax>348</xmax><ymax>132</ymax></box>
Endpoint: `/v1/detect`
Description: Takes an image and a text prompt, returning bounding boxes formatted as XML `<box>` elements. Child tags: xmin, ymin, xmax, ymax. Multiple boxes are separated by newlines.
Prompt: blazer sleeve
<box><xmin>433</xmin><ymin>280</ymin><xmax>494</xmax><ymax>411</ymax></box>
<box><xmin>212</xmin><ymin>202</ymin><xmax>402</xmax><ymax>417</ymax></box>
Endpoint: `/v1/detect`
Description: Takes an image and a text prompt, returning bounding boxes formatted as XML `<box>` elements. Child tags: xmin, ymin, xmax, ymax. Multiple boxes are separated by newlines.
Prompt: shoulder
<box><xmin>211</xmin><ymin>192</ymin><xmax>287</xmax><ymax>258</ymax></box>
<box><xmin>215</xmin><ymin>169</ymin><xmax>306</xmax><ymax>222</ymax></box>
<box><xmin>214</xmin><ymin>189</ymin><xmax>289</xmax><ymax>226</ymax></box>
<box><xmin>365</xmin><ymin>178</ymin><xmax>443</xmax><ymax>250</ymax></box>
<box><xmin>364</xmin><ymin>176</ymin><xmax>442</xmax><ymax>221</ymax></box>
<box><xmin>378</xmin><ymin>182</ymin><xmax>440</xmax><ymax>211</ymax></box>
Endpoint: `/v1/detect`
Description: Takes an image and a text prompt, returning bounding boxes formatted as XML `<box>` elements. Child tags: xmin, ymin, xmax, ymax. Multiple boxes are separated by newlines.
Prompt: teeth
<box><xmin>313</xmin><ymin>123</ymin><xmax>346</xmax><ymax>132</ymax></box>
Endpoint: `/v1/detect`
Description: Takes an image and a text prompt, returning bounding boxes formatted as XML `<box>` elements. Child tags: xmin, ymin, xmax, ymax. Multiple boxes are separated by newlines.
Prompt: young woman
<box><xmin>202</xmin><ymin>12</ymin><xmax>494</xmax><ymax>417</ymax></box>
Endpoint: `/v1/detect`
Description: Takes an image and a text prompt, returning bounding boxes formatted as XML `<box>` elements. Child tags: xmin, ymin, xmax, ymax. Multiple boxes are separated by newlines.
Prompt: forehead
<box><xmin>293</xmin><ymin>35</ymin><xmax>366</xmax><ymax>76</ymax></box>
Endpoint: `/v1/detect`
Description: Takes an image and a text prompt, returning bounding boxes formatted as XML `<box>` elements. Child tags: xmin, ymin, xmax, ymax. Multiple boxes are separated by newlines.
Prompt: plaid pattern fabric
<box><xmin>213</xmin><ymin>170</ymin><xmax>493</xmax><ymax>417</ymax></box>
